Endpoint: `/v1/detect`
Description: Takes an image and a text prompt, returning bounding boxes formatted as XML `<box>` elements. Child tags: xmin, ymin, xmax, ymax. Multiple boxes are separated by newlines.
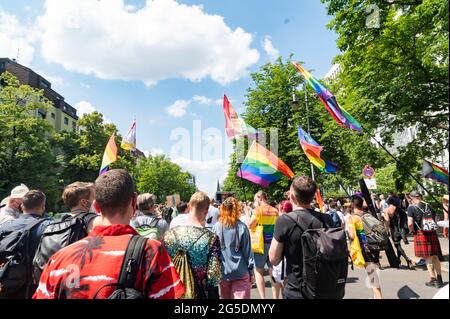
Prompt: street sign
<box><xmin>362</xmin><ymin>165</ymin><xmax>376</xmax><ymax>179</ymax></box>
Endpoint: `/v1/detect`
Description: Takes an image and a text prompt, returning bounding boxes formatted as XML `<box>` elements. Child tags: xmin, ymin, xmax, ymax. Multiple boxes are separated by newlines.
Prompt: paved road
<box><xmin>251</xmin><ymin>236</ymin><xmax>449</xmax><ymax>299</ymax></box>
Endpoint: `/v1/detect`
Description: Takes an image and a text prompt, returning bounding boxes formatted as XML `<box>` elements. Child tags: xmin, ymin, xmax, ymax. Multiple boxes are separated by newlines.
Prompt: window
<box><xmin>37</xmin><ymin>109</ymin><xmax>46</xmax><ymax>119</ymax></box>
<box><xmin>72</xmin><ymin>121</ymin><xmax>76</xmax><ymax>130</ymax></box>
<box><xmin>51</xmin><ymin>113</ymin><xmax>55</xmax><ymax>119</ymax></box>
<box><xmin>64</xmin><ymin>117</ymin><xmax>69</xmax><ymax>125</ymax></box>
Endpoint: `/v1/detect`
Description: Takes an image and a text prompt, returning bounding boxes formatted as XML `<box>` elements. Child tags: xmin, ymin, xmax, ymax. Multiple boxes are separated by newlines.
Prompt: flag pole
<box><xmin>365</xmin><ymin>131</ymin><xmax>447</xmax><ymax>213</ymax></box>
<box><xmin>304</xmin><ymin>83</ymin><xmax>315</xmax><ymax>182</ymax></box>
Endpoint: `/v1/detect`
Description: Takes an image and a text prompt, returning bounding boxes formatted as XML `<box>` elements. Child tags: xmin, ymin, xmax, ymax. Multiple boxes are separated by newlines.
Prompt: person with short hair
<box><xmin>245</xmin><ymin>190</ymin><xmax>279</xmax><ymax>299</ymax></box>
<box><xmin>169</xmin><ymin>201</ymin><xmax>189</xmax><ymax>228</ymax></box>
<box><xmin>205</xmin><ymin>197</ymin><xmax>220</xmax><ymax>230</ymax></box>
<box><xmin>212</xmin><ymin>197</ymin><xmax>254</xmax><ymax>299</ymax></box>
<box><xmin>0</xmin><ymin>183</ymin><xmax>29</xmax><ymax>225</ymax></box>
<box><xmin>407</xmin><ymin>191</ymin><xmax>444</xmax><ymax>288</ymax></box>
<box><xmin>61</xmin><ymin>182</ymin><xmax>98</xmax><ymax>230</ymax></box>
<box><xmin>131</xmin><ymin>193</ymin><xmax>169</xmax><ymax>238</ymax></box>
<box><xmin>164</xmin><ymin>192</ymin><xmax>222</xmax><ymax>299</ymax></box>
<box><xmin>34</xmin><ymin>169</ymin><xmax>185</xmax><ymax>299</ymax></box>
<box><xmin>269</xmin><ymin>176</ymin><xmax>334</xmax><ymax>299</ymax></box>
<box><xmin>0</xmin><ymin>190</ymin><xmax>52</xmax><ymax>298</ymax></box>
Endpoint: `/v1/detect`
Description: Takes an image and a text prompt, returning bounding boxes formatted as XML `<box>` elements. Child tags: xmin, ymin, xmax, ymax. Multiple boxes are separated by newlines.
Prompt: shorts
<box><xmin>254</xmin><ymin>243</ymin><xmax>272</xmax><ymax>269</ymax></box>
<box><xmin>272</xmin><ymin>258</ymin><xmax>286</xmax><ymax>284</ymax></box>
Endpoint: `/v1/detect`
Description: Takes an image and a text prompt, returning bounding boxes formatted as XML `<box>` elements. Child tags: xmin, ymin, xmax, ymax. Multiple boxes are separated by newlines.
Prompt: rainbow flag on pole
<box><xmin>121</xmin><ymin>120</ymin><xmax>136</xmax><ymax>151</ymax></box>
<box><xmin>237</xmin><ymin>141</ymin><xmax>294</xmax><ymax>187</ymax></box>
<box><xmin>292</xmin><ymin>61</ymin><xmax>362</xmax><ymax>132</ymax></box>
<box><xmin>223</xmin><ymin>95</ymin><xmax>258</xmax><ymax>139</ymax></box>
<box><xmin>421</xmin><ymin>160</ymin><xmax>449</xmax><ymax>185</ymax></box>
<box><xmin>100</xmin><ymin>133</ymin><xmax>118</xmax><ymax>175</ymax></box>
<box><xmin>298</xmin><ymin>126</ymin><xmax>339</xmax><ymax>174</ymax></box>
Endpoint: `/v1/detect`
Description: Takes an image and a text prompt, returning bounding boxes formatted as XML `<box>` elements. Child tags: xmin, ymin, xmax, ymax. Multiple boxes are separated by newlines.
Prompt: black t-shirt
<box><xmin>273</xmin><ymin>209</ymin><xmax>333</xmax><ymax>299</ymax></box>
<box><xmin>407</xmin><ymin>202</ymin><xmax>436</xmax><ymax>231</ymax></box>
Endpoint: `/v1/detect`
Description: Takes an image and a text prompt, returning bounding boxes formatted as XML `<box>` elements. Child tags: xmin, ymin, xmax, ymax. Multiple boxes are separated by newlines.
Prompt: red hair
<box><xmin>279</xmin><ymin>200</ymin><xmax>293</xmax><ymax>213</ymax></box>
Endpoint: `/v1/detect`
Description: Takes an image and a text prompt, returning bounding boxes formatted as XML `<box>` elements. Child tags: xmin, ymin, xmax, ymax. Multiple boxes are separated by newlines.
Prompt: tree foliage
<box><xmin>0</xmin><ymin>72</ymin><xmax>59</xmax><ymax>206</ymax></box>
<box><xmin>322</xmin><ymin>0</ymin><xmax>449</xmax><ymax>188</ymax></box>
<box><xmin>134</xmin><ymin>155</ymin><xmax>197</xmax><ymax>203</ymax></box>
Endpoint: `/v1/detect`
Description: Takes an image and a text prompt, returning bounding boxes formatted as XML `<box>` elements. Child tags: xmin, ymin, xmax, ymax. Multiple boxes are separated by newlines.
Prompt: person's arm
<box><xmin>246</xmin><ymin>207</ymin><xmax>258</xmax><ymax>229</ymax></box>
<box><xmin>269</xmin><ymin>238</ymin><xmax>284</xmax><ymax>267</ymax></box>
<box><xmin>206</xmin><ymin>235</ymin><xmax>222</xmax><ymax>288</ymax></box>
<box><xmin>408</xmin><ymin>216</ymin><xmax>415</xmax><ymax>233</ymax></box>
<box><xmin>269</xmin><ymin>215</ymin><xmax>286</xmax><ymax>266</ymax></box>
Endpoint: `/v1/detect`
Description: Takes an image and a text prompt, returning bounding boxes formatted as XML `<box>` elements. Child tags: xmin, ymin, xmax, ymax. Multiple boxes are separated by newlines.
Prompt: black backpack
<box><xmin>0</xmin><ymin>218</ymin><xmax>49</xmax><ymax>299</ymax></box>
<box><xmin>94</xmin><ymin>235</ymin><xmax>148</xmax><ymax>299</ymax></box>
<box><xmin>286</xmin><ymin>211</ymin><xmax>348</xmax><ymax>299</ymax></box>
<box><xmin>32</xmin><ymin>212</ymin><xmax>97</xmax><ymax>284</ymax></box>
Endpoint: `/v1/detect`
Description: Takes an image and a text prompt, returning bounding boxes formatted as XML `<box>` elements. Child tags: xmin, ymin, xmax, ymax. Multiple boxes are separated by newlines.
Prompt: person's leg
<box><xmin>365</xmin><ymin>262</ymin><xmax>382</xmax><ymax>299</ymax></box>
<box><xmin>425</xmin><ymin>256</ymin><xmax>437</xmax><ymax>284</ymax></box>
<box><xmin>220</xmin><ymin>280</ymin><xmax>232</xmax><ymax>299</ymax></box>
<box><xmin>432</xmin><ymin>255</ymin><xmax>444</xmax><ymax>287</ymax></box>
<box><xmin>254</xmin><ymin>267</ymin><xmax>266</xmax><ymax>299</ymax></box>
<box><xmin>272</xmin><ymin>282</ymin><xmax>281</xmax><ymax>299</ymax></box>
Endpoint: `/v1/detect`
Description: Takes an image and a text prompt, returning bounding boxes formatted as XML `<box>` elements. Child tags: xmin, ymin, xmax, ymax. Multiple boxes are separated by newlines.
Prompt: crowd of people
<box><xmin>0</xmin><ymin>169</ymin><xmax>447</xmax><ymax>299</ymax></box>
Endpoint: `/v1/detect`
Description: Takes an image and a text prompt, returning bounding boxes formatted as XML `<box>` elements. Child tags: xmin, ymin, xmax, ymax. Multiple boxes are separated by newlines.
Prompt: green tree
<box><xmin>55</xmin><ymin>111</ymin><xmax>134</xmax><ymax>186</ymax></box>
<box><xmin>0</xmin><ymin>72</ymin><xmax>59</xmax><ymax>207</ymax></box>
<box><xmin>223</xmin><ymin>57</ymin><xmax>388</xmax><ymax>201</ymax></box>
<box><xmin>134</xmin><ymin>155</ymin><xmax>197</xmax><ymax>202</ymax></box>
<box><xmin>322</xmin><ymin>0</ymin><xmax>449</xmax><ymax>188</ymax></box>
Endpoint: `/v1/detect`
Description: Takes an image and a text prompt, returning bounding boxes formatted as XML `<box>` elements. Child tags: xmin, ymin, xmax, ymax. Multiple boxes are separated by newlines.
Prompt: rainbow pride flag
<box><xmin>237</xmin><ymin>141</ymin><xmax>294</xmax><ymax>187</ymax></box>
<box><xmin>223</xmin><ymin>95</ymin><xmax>258</xmax><ymax>139</ymax></box>
<box><xmin>100</xmin><ymin>133</ymin><xmax>118</xmax><ymax>175</ymax></box>
<box><xmin>292</xmin><ymin>61</ymin><xmax>362</xmax><ymax>132</ymax></box>
<box><xmin>298</xmin><ymin>126</ymin><xmax>339</xmax><ymax>174</ymax></box>
<box><xmin>422</xmin><ymin>160</ymin><xmax>449</xmax><ymax>185</ymax></box>
<box><xmin>315</xmin><ymin>189</ymin><xmax>324</xmax><ymax>212</ymax></box>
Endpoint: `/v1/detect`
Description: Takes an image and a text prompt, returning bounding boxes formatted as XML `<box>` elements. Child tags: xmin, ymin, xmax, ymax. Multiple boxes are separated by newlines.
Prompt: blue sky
<box><xmin>0</xmin><ymin>0</ymin><xmax>339</xmax><ymax>196</ymax></box>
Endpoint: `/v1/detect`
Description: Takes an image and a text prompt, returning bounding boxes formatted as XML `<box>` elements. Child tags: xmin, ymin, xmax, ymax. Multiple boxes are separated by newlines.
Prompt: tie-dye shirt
<box><xmin>33</xmin><ymin>224</ymin><xmax>184</xmax><ymax>299</ymax></box>
<box><xmin>253</xmin><ymin>204</ymin><xmax>279</xmax><ymax>244</ymax></box>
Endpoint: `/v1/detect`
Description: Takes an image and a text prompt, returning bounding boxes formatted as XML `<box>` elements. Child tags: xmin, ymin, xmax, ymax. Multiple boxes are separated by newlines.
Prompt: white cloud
<box><xmin>172</xmin><ymin>157</ymin><xmax>229</xmax><ymax>196</ymax></box>
<box><xmin>80</xmin><ymin>82</ymin><xmax>91</xmax><ymax>89</ymax></box>
<box><xmin>74</xmin><ymin>100</ymin><xmax>96</xmax><ymax>116</ymax></box>
<box><xmin>24</xmin><ymin>6</ymin><xmax>33</xmax><ymax>12</ymax></box>
<box><xmin>37</xmin><ymin>0</ymin><xmax>260</xmax><ymax>86</ymax></box>
<box><xmin>166</xmin><ymin>95</ymin><xmax>221</xmax><ymax>117</ymax></box>
<box><xmin>0</xmin><ymin>11</ymin><xmax>37</xmax><ymax>66</ymax></box>
<box><xmin>263</xmin><ymin>36</ymin><xmax>279</xmax><ymax>61</ymax></box>
<box><xmin>192</xmin><ymin>95</ymin><xmax>213</xmax><ymax>105</ymax></box>
<box><xmin>166</xmin><ymin>99</ymin><xmax>190</xmax><ymax>118</ymax></box>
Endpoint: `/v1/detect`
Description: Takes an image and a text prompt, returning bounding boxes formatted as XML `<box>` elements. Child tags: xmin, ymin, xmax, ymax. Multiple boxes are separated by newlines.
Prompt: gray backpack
<box><xmin>358</xmin><ymin>212</ymin><xmax>390</xmax><ymax>251</ymax></box>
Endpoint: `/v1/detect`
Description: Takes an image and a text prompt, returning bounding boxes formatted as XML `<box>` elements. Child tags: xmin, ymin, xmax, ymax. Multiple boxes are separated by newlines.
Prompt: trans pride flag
<box><xmin>422</xmin><ymin>160</ymin><xmax>449</xmax><ymax>185</ymax></box>
<box><xmin>121</xmin><ymin>120</ymin><xmax>136</xmax><ymax>151</ymax></box>
<box><xmin>237</xmin><ymin>141</ymin><xmax>295</xmax><ymax>187</ymax></box>
<box><xmin>298</xmin><ymin>126</ymin><xmax>339</xmax><ymax>174</ymax></box>
<box><xmin>223</xmin><ymin>95</ymin><xmax>258</xmax><ymax>139</ymax></box>
<box><xmin>100</xmin><ymin>133</ymin><xmax>118</xmax><ymax>175</ymax></box>
<box><xmin>292</xmin><ymin>61</ymin><xmax>362</xmax><ymax>132</ymax></box>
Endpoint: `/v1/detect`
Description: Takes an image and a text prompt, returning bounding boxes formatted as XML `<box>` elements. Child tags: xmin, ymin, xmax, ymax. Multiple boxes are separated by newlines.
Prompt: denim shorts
<box><xmin>254</xmin><ymin>243</ymin><xmax>273</xmax><ymax>269</ymax></box>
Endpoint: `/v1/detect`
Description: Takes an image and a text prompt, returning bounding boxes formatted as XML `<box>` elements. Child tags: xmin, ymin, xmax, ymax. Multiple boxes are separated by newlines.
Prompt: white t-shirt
<box><xmin>205</xmin><ymin>205</ymin><xmax>219</xmax><ymax>230</ymax></box>
<box><xmin>169</xmin><ymin>214</ymin><xmax>189</xmax><ymax>229</ymax></box>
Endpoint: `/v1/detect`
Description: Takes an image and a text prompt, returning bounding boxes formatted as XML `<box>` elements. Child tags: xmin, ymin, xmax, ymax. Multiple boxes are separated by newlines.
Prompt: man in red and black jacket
<box><xmin>34</xmin><ymin>169</ymin><xmax>185</xmax><ymax>299</ymax></box>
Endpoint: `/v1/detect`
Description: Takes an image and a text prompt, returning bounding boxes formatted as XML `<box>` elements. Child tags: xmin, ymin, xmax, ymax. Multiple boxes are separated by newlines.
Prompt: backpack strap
<box><xmin>149</xmin><ymin>216</ymin><xmax>160</xmax><ymax>228</ymax></box>
<box><xmin>117</xmin><ymin>235</ymin><xmax>148</xmax><ymax>289</ymax></box>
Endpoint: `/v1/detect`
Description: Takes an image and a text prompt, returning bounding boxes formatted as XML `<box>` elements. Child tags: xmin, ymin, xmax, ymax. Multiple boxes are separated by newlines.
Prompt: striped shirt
<box><xmin>33</xmin><ymin>224</ymin><xmax>184</xmax><ymax>299</ymax></box>
<box><xmin>253</xmin><ymin>204</ymin><xmax>278</xmax><ymax>244</ymax></box>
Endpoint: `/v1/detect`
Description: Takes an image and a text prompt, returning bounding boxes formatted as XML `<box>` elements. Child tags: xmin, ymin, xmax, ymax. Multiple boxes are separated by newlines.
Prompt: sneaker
<box><xmin>416</xmin><ymin>259</ymin><xmax>426</xmax><ymax>267</ymax></box>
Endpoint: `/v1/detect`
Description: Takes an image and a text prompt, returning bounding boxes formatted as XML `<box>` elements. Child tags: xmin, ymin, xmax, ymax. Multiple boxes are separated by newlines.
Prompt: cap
<box><xmin>0</xmin><ymin>197</ymin><xmax>8</xmax><ymax>208</ymax></box>
<box><xmin>10</xmin><ymin>184</ymin><xmax>29</xmax><ymax>199</ymax></box>
<box><xmin>409</xmin><ymin>191</ymin><xmax>422</xmax><ymax>198</ymax></box>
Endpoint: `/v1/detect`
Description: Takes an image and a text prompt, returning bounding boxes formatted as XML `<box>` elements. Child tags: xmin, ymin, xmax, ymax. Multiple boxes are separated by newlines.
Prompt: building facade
<box><xmin>0</xmin><ymin>58</ymin><xmax>78</xmax><ymax>133</ymax></box>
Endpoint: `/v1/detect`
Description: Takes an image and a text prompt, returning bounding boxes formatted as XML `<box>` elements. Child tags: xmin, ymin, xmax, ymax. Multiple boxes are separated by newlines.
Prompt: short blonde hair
<box><xmin>62</xmin><ymin>182</ymin><xmax>94</xmax><ymax>210</ymax></box>
<box><xmin>189</xmin><ymin>192</ymin><xmax>210</xmax><ymax>212</ymax></box>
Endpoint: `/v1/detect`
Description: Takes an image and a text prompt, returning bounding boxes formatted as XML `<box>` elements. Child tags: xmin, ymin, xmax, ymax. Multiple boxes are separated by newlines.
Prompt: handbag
<box><xmin>250</xmin><ymin>209</ymin><xmax>264</xmax><ymax>254</ymax></box>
